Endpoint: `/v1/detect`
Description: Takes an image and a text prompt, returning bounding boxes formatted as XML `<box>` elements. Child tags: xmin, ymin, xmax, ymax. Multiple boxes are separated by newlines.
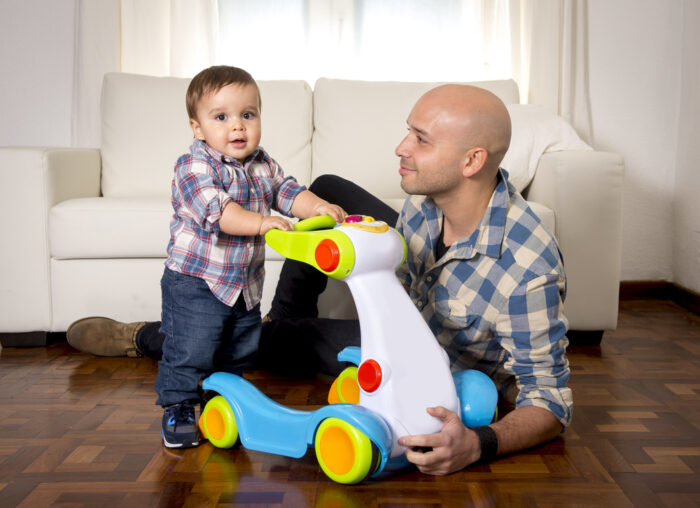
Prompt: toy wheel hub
<box><xmin>318</xmin><ymin>425</ymin><xmax>355</xmax><ymax>474</ymax></box>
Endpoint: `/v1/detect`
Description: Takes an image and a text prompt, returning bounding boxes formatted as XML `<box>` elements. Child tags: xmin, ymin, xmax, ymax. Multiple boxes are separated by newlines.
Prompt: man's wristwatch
<box><xmin>473</xmin><ymin>425</ymin><xmax>498</xmax><ymax>463</ymax></box>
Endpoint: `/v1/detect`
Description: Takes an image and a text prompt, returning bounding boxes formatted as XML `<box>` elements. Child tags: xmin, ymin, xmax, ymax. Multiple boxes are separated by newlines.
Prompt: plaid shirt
<box><xmin>395</xmin><ymin>169</ymin><xmax>573</xmax><ymax>426</ymax></box>
<box><xmin>166</xmin><ymin>139</ymin><xmax>305</xmax><ymax>308</ymax></box>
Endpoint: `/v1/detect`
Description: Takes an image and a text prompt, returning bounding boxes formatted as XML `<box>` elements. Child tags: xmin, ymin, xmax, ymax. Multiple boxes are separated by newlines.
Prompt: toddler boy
<box><xmin>157</xmin><ymin>65</ymin><xmax>346</xmax><ymax>448</ymax></box>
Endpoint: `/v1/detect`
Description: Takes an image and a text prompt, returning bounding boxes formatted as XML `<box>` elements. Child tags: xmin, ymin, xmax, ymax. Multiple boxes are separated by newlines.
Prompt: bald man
<box><xmin>67</xmin><ymin>85</ymin><xmax>572</xmax><ymax>474</ymax></box>
<box><xmin>392</xmin><ymin>85</ymin><xmax>571</xmax><ymax>473</ymax></box>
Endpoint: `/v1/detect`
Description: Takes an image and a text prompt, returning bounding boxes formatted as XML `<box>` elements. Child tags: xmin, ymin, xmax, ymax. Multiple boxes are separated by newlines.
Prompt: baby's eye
<box><xmin>216</xmin><ymin>114</ymin><xmax>227</xmax><ymax>121</ymax></box>
<box><xmin>242</xmin><ymin>112</ymin><xmax>255</xmax><ymax>120</ymax></box>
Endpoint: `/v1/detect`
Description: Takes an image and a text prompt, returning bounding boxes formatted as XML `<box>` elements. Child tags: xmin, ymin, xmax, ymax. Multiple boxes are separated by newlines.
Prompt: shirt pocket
<box><xmin>433</xmin><ymin>291</ymin><xmax>476</xmax><ymax>331</ymax></box>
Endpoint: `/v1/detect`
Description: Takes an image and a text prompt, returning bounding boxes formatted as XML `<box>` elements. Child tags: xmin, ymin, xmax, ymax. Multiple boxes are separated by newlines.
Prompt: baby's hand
<box><xmin>312</xmin><ymin>202</ymin><xmax>347</xmax><ymax>224</ymax></box>
<box><xmin>259</xmin><ymin>216</ymin><xmax>294</xmax><ymax>235</ymax></box>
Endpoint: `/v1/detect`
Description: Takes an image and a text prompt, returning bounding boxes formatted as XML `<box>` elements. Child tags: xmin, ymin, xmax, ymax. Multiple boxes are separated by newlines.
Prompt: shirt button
<box><xmin>426</xmin><ymin>275</ymin><xmax>433</xmax><ymax>282</ymax></box>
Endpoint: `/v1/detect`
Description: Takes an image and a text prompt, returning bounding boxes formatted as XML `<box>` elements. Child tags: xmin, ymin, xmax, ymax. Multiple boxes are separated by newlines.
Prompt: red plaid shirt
<box><xmin>165</xmin><ymin>139</ymin><xmax>305</xmax><ymax>308</ymax></box>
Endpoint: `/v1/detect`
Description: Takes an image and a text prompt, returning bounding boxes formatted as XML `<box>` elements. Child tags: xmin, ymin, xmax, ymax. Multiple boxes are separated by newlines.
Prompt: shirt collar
<box><xmin>192</xmin><ymin>138</ymin><xmax>263</xmax><ymax>167</ymax></box>
<box><xmin>424</xmin><ymin>168</ymin><xmax>510</xmax><ymax>261</ymax></box>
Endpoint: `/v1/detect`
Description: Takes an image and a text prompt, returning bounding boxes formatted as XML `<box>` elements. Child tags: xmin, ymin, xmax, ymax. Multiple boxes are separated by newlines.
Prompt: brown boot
<box><xmin>66</xmin><ymin>317</ymin><xmax>146</xmax><ymax>357</ymax></box>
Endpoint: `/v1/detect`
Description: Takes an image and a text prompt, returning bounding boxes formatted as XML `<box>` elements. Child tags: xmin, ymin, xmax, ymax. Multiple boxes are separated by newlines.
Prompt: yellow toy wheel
<box><xmin>328</xmin><ymin>366</ymin><xmax>359</xmax><ymax>405</ymax></box>
<box><xmin>314</xmin><ymin>417</ymin><xmax>379</xmax><ymax>484</ymax></box>
<box><xmin>199</xmin><ymin>395</ymin><xmax>238</xmax><ymax>448</ymax></box>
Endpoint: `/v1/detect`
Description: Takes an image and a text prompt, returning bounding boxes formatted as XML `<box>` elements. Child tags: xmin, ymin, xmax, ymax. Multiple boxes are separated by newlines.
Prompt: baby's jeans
<box><xmin>155</xmin><ymin>267</ymin><xmax>261</xmax><ymax>407</ymax></box>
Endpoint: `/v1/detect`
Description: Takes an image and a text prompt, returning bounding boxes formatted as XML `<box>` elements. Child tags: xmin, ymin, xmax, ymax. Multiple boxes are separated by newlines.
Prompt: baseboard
<box><xmin>567</xmin><ymin>330</ymin><xmax>603</xmax><ymax>346</ymax></box>
<box><xmin>668</xmin><ymin>284</ymin><xmax>700</xmax><ymax>315</ymax></box>
<box><xmin>620</xmin><ymin>281</ymin><xmax>700</xmax><ymax>315</ymax></box>
<box><xmin>0</xmin><ymin>331</ymin><xmax>48</xmax><ymax>347</ymax></box>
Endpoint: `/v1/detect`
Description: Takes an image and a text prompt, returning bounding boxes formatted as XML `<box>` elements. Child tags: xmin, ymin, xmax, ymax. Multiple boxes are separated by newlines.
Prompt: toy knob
<box><xmin>315</xmin><ymin>239</ymin><xmax>340</xmax><ymax>272</ymax></box>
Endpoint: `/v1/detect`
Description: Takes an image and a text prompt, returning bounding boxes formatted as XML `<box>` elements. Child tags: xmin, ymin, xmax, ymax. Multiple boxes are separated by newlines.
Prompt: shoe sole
<box><xmin>162</xmin><ymin>431</ymin><xmax>199</xmax><ymax>449</ymax></box>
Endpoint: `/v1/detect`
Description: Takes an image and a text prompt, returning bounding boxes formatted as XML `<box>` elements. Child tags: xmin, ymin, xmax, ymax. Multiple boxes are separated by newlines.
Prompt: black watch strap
<box><xmin>473</xmin><ymin>425</ymin><xmax>498</xmax><ymax>463</ymax></box>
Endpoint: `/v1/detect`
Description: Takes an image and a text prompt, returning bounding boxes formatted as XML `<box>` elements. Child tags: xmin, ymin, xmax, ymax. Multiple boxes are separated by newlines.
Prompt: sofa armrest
<box><xmin>525</xmin><ymin>150</ymin><xmax>625</xmax><ymax>331</ymax></box>
<box><xmin>0</xmin><ymin>147</ymin><xmax>101</xmax><ymax>333</ymax></box>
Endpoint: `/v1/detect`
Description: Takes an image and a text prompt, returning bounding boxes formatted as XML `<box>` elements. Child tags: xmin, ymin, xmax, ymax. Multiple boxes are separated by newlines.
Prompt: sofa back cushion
<box><xmin>311</xmin><ymin>78</ymin><xmax>520</xmax><ymax>201</ymax></box>
<box><xmin>100</xmin><ymin>73</ymin><xmax>313</xmax><ymax>197</ymax></box>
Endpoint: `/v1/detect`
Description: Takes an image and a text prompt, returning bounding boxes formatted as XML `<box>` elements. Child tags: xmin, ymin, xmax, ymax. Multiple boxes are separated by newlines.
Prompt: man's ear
<box><xmin>462</xmin><ymin>147</ymin><xmax>488</xmax><ymax>178</ymax></box>
<box><xmin>189</xmin><ymin>118</ymin><xmax>204</xmax><ymax>140</ymax></box>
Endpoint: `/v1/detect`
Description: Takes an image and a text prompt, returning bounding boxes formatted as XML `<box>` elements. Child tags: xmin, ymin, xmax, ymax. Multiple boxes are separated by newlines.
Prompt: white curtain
<box><xmin>71</xmin><ymin>0</ymin><xmax>217</xmax><ymax>147</ymax></box>
<box><xmin>509</xmin><ymin>0</ymin><xmax>593</xmax><ymax>143</ymax></box>
<box><xmin>71</xmin><ymin>0</ymin><xmax>120</xmax><ymax>148</ymax></box>
<box><xmin>72</xmin><ymin>0</ymin><xmax>592</xmax><ymax>147</ymax></box>
<box><xmin>120</xmin><ymin>0</ymin><xmax>218</xmax><ymax>77</ymax></box>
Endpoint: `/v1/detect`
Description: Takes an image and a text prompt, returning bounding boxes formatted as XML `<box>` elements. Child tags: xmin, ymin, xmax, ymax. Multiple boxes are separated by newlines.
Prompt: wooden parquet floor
<box><xmin>1</xmin><ymin>298</ymin><xmax>699</xmax><ymax>507</ymax></box>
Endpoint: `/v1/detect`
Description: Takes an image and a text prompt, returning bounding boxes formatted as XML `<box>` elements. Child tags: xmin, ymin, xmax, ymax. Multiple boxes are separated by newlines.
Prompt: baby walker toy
<box><xmin>198</xmin><ymin>215</ymin><xmax>497</xmax><ymax>484</ymax></box>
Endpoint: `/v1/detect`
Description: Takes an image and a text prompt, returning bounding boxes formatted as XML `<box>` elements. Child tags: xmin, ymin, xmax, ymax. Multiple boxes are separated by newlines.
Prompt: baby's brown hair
<box><xmin>186</xmin><ymin>65</ymin><xmax>260</xmax><ymax>120</ymax></box>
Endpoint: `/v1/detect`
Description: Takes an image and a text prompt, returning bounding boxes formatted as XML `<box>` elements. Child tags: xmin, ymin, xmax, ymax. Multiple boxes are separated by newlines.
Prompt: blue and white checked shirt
<box><xmin>396</xmin><ymin>169</ymin><xmax>573</xmax><ymax>426</ymax></box>
<box><xmin>165</xmin><ymin>139</ymin><xmax>305</xmax><ymax>308</ymax></box>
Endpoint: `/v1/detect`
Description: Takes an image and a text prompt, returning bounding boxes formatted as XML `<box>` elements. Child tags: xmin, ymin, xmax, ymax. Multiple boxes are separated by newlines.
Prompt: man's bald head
<box><xmin>415</xmin><ymin>84</ymin><xmax>511</xmax><ymax>172</ymax></box>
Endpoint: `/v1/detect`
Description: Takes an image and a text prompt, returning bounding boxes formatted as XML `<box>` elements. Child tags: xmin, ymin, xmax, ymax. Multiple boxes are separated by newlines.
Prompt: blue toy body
<box><xmin>201</xmin><ymin>372</ymin><xmax>393</xmax><ymax>473</ymax></box>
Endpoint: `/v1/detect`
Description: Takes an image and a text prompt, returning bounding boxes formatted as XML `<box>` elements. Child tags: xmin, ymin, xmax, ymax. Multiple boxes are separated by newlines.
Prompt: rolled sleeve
<box><xmin>496</xmin><ymin>272</ymin><xmax>573</xmax><ymax>426</ymax></box>
<box><xmin>257</xmin><ymin>154</ymin><xmax>305</xmax><ymax>216</ymax></box>
<box><xmin>274</xmin><ymin>175</ymin><xmax>306</xmax><ymax>216</ymax></box>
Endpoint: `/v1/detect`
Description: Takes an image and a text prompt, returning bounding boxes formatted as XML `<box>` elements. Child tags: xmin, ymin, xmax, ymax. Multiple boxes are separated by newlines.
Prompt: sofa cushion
<box><xmin>50</xmin><ymin>197</ymin><xmax>172</xmax><ymax>258</ymax></box>
<box><xmin>100</xmin><ymin>73</ymin><xmax>313</xmax><ymax>198</ymax></box>
<box><xmin>49</xmin><ymin>197</ymin><xmax>287</xmax><ymax>261</ymax></box>
<box><xmin>311</xmin><ymin>78</ymin><xmax>520</xmax><ymax>201</ymax></box>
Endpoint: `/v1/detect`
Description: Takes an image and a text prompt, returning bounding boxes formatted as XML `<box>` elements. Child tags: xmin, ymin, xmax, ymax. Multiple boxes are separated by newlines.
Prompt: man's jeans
<box><xmin>155</xmin><ymin>267</ymin><xmax>261</xmax><ymax>406</ymax></box>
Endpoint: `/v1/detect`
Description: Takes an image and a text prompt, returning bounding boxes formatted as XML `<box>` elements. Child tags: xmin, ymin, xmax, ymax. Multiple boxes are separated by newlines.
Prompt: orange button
<box><xmin>358</xmin><ymin>359</ymin><xmax>382</xmax><ymax>392</ymax></box>
<box><xmin>315</xmin><ymin>239</ymin><xmax>340</xmax><ymax>272</ymax></box>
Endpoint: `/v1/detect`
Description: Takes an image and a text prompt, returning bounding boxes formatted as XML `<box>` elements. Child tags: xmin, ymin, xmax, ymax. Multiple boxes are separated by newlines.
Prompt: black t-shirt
<box><xmin>435</xmin><ymin>229</ymin><xmax>449</xmax><ymax>260</ymax></box>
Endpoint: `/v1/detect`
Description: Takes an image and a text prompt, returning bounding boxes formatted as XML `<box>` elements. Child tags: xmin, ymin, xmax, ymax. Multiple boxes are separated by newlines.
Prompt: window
<box><xmin>215</xmin><ymin>0</ymin><xmax>510</xmax><ymax>84</ymax></box>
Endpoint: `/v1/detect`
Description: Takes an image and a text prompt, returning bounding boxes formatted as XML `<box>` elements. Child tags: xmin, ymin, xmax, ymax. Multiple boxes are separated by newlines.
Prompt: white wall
<box><xmin>0</xmin><ymin>0</ymin><xmax>75</xmax><ymax>147</ymax></box>
<box><xmin>0</xmin><ymin>0</ymin><xmax>697</xmax><ymax>291</ymax></box>
<box><xmin>673</xmin><ymin>0</ymin><xmax>700</xmax><ymax>293</ymax></box>
<box><xmin>588</xmin><ymin>0</ymin><xmax>682</xmax><ymax>283</ymax></box>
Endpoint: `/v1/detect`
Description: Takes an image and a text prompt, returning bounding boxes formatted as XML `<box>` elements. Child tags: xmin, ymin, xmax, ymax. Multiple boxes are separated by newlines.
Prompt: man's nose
<box><xmin>395</xmin><ymin>135</ymin><xmax>410</xmax><ymax>157</ymax></box>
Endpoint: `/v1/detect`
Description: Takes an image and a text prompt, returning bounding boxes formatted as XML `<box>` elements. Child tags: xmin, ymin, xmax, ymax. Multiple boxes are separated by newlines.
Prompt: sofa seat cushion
<box><xmin>50</xmin><ymin>197</ymin><xmax>172</xmax><ymax>259</ymax></box>
<box><xmin>49</xmin><ymin>197</ymin><xmax>289</xmax><ymax>261</ymax></box>
<box><xmin>49</xmin><ymin>196</ymin><xmax>554</xmax><ymax>262</ymax></box>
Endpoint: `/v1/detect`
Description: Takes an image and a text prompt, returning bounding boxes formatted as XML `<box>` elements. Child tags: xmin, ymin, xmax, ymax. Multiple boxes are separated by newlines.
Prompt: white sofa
<box><xmin>0</xmin><ymin>73</ymin><xmax>624</xmax><ymax>346</ymax></box>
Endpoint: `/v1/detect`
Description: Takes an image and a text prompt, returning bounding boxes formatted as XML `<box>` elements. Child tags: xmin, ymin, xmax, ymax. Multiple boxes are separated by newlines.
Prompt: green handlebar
<box><xmin>265</xmin><ymin>217</ymin><xmax>355</xmax><ymax>280</ymax></box>
<box><xmin>293</xmin><ymin>215</ymin><xmax>338</xmax><ymax>232</ymax></box>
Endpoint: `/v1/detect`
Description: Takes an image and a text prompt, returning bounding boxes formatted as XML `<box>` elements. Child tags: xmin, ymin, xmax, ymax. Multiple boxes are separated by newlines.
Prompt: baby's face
<box><xmin>190</xmin><ymin>83</ymin><xmax>262</xmax><ymax>162</ymax></box>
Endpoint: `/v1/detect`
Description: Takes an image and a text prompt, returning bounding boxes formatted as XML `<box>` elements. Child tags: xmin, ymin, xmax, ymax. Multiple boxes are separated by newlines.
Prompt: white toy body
<box><xmin>331</xmin><ymin>220</ymin><xmax>460</xmax><ymax>457</ymax></box>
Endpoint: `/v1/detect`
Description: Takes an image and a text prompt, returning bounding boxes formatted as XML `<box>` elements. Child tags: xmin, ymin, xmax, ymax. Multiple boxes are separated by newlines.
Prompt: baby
<box><xmin>156</xmin><ymin>65</ymin><xmax>345</xmax><ymax>448</ymax></box>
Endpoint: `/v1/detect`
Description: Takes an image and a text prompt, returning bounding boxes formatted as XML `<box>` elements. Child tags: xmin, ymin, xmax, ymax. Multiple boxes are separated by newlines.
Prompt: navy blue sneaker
<box><xmin>162</xmin><ymin>402</ymin><xmax>199</xmax><ymax>448</ymax></box>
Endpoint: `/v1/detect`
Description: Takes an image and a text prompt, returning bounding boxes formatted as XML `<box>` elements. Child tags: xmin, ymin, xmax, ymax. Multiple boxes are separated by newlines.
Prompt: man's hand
<box><xmin>398</xmin><ymin>406</ymin><xmax>481</xmax><ymax>475</ymax></box>
<box><xmin>399</xmin><ymin>405</ymin><xmax>563</xmax><ymax>476</ymax></box>
<box><xmin>258</xmin><ymin>216</ymin><xmax>294</xmax><ymax>235</ymax></box>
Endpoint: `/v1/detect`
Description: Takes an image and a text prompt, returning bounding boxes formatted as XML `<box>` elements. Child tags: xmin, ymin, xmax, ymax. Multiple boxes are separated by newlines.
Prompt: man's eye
<box><xmin>216</xmin><ymin>114</ymin><xmax>227</xmax><ymax>121</ymax></box>
<box><xmin>416</xmin><ymin>135</ymin><xmax>425</xmax><ymax>144</ymax></box>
